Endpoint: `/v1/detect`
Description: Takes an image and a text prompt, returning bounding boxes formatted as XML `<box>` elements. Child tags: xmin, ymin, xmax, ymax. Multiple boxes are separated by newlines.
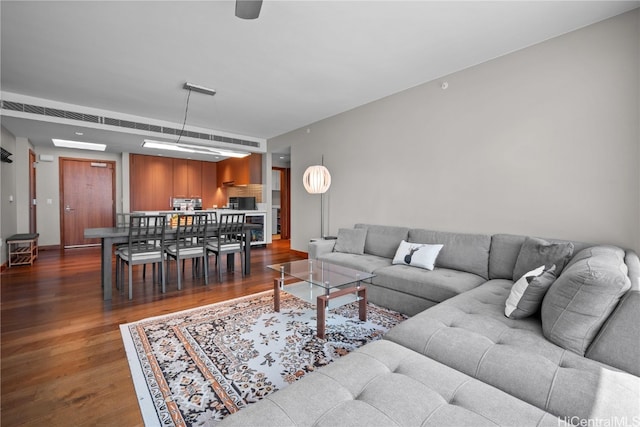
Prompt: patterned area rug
<box><xmin>120</xmin><ymin>290</ymin><xmax>407</xmax><ymax>426</ymax></box>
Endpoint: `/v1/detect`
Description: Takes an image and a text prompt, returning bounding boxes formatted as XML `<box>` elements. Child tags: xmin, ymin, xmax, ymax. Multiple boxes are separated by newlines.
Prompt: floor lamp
<box><xmin>303</xmin><ymin>163</ymin><xmax>331</xmax><ymax>238</ymax></box>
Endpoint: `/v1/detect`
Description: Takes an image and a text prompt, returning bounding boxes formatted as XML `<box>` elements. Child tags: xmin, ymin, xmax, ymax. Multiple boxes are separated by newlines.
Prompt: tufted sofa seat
<box><xmin>384</xmin><ymin>279</ymin><xmax>640</xmax><ymax>423</ymax></box>
<box><xmin>220</xmin><ymin>340</ymin><xmax>566</xmax><ymax>427</ymax></box>
<box><xmin>221</xmin><ymin>226</ymin><xmax>640</xmax><ymax>426</ymax></box>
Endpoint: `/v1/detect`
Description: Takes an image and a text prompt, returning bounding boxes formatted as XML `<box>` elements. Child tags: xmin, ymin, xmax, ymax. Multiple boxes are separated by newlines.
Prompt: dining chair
<box><xmin>164</xmin><ymin>213</ymin><xmax>209</xmax><ymax>290</ymax></box>
<box><xmin>115</xmin><ymin>214</ymin><xmax>166</xmax><ymax>300</ymax></box>
<box><xmin>116</xmin><ymin>212</ymin><xmax>132</xmax><ymax>228</ymax></box>
<box><xmin>207</xmin><ymin>212</ymin><xmax>246</xmax><ymax>282</ymax></box>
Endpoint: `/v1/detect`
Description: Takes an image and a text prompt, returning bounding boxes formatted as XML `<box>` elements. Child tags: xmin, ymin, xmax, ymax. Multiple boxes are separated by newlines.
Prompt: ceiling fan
<box><xmin>235</xmin><ymin>0</ymin><xmax>263</xmax><ymax>19</ymax></box>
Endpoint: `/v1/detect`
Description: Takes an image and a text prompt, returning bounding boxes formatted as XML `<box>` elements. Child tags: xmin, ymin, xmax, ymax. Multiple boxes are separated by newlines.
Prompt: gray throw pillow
<box><xmin>505</xmin><ymin>265</ymin><xmax>557</xmax><ymax>319</ymax></box>
<box><xmin>334</xmin><ymin>228</ymin><xmax>367</xmax><ymax>255</ymax></box>
<box><xmin>541</xmin><ymin>246</ymin><xmax>631</xmax><ymax>355</ymax></box>
<box><xmin>512</xmin><ymin>237</ymin><xmax>574</xmax><ymax>281</ymax></box>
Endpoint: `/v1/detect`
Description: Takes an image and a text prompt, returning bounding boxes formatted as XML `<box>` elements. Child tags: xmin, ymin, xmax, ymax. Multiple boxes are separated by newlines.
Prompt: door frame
<box><xmin>272</xmin><ymin>166</ymin><xmax>290</xmax><ymax>240</ymax></box>
<box><xmin>29</xmin><ymin>149</ymin><xmax>37</xmax><ymax>234</ymax></box>
<box><xmin>59</xmin><ymin>157</ymin><xmax>116</xmax><ymax>248</ymax></box>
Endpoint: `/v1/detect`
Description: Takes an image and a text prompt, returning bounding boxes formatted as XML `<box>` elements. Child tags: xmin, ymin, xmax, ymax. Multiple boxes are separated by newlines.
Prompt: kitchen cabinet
<box><xmin>130</xmin><ymin>154</ymin><xmax>174</xmax><ymax>211</ymax></box>
<box><xmin>173</xmin><ymin>159</ymin><xmax>202</xmax><ymax>197</ymax></box>
<box><xmin>201</xmin><ymin>162</ymin><xmax>218</xmax><ymax>209</ymax></box>
<box><xmin>217</xmin><ymin>153</ymin><xmax>262</xmax><ymax>186</ymax></box>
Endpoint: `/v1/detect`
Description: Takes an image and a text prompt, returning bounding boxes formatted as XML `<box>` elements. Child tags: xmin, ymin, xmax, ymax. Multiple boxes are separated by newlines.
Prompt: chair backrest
<box><xmin>207</xmin><ymin>211</ymin><xmax>218</xmax><ymax>225</ymax></box>
<box><xmin>128</xmin><ymin>214</ymin><xmax>165</xmax><ymax>253</ymax></box>
<box><xmin>174</xmin><ymin>213</ymin><xmax>208</xmax><ymax>248</ymax></box>
<box><xmin>117</xmin><ymin>212</ymin><xmax>133</xmax><ymax>228</ymax></box>
<box><xmin>217</xmin><ymin>213</ymin><xmax>246</xmax><ymax>245</ymax></box>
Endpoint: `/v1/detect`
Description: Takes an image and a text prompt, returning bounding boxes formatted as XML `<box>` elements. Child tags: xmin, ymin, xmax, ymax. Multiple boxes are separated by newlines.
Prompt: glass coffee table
<box><xmin>268</xmin><ymin>259</ymin><xmax>375</xmax><ymax>339</ymax></box>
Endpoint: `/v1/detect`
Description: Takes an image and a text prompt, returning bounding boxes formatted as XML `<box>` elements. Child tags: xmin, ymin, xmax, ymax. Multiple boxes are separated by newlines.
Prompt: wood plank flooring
<box><xmin>1</xmin><ymin>240</ymin><xmax>303</xmax><ymax>426</ymax></box>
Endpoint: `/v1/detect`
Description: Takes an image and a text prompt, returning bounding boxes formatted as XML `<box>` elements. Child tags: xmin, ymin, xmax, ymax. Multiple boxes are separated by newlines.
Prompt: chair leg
<box><xmin>203</xmin><ymin>254</ymin><xmax>208</xmax><ymax>285</ymax></box>
<box><xmin>128</xmin><ymin>263</ymin><xmax>133</xmax><ymax>300</ymax></box>
<box><xmin>115</xmin><ymin>256</ymin><xmax>120</xmax><ymax>291</ymax></box>
<box><xmin>160</xmin><ymin>259</ymin><xmax>166</xmax><ymax>293</ymax></box>
<box><xmin>177</xmin><ymin>258</ymin><xmax>182</xmax><ymax>291</ymax></box>
<box><xmin>217</xmin><ymin>253</ymin><xmax>222</xmax><ymax>282</ymax></box>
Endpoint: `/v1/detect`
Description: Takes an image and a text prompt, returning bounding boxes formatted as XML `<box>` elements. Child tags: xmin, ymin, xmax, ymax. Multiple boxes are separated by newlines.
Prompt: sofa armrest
<box><xmin>309</xmin><ymin>239</ymin><xmax>336</xmax><ymax>259</ymax></box>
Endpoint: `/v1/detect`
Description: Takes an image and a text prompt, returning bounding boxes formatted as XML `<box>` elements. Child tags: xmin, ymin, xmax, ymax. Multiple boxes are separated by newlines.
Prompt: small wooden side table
<box><xmin>6</xmin><ymin>233</ymin><xmax>39</xmax><ymax>267</ymax></box>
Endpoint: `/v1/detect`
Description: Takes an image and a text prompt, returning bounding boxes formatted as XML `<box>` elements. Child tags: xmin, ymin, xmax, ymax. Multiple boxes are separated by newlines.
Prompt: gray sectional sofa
<box><xmin>221</xmin><ymin>224</ymin><xmax>640</xmax><ymax>426</ymax></box>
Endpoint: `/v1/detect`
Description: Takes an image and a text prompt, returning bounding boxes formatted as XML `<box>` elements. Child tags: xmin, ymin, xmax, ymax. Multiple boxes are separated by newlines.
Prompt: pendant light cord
<box><xmin>175</xmin><ymin>88</ymin><xmax>192</xmax><ymax>145</ymax></box>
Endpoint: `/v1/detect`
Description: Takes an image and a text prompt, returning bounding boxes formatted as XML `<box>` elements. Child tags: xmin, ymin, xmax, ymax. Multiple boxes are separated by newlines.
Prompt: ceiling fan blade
<box><xmin>235</xmin><ymin>0</ymin><xmax>263</xmax><ymax>19</ymax></box>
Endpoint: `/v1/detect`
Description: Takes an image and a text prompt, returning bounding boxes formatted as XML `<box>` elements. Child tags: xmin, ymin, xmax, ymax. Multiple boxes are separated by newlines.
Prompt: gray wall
<box><xmin>271</xmin><ymin>10</ymin><xmax>640</xmax><ymax>254</ymax></box>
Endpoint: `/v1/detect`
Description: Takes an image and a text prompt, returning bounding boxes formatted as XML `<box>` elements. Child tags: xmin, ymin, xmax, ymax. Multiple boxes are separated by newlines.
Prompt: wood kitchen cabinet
<box><xmin>201</xmin><ymin>161</ymin><xmax>218</xmax><ymax>209</ymax></box>
<box><xmin>173</xmin><ymin>159</ymin><xmax>202</xmax><ymax>197</ymax></box>
<box><xmin>130</xmin><ymin>153</ymin><xmax>261</xmax><ymax>210</ymax></box>
<box><xmin>130</xmin><ymin>154</ymin><xmax>174</xmax><ymax>211</ymax></box>
<box><xmin>217</xmin><ymin>153</ymin><xmax>262</xmax><ymax>186</ymax></box>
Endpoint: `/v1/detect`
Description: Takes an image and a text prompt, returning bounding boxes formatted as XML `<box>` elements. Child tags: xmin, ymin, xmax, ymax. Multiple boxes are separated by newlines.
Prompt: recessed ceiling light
<box><xmin>75</xmin><ymin>132</ymin><xmax>84</xmax><ymax>136</ymax></box>
<box><xmin>52</xmin><ymin>139</ymin><xmax>106</xmax><ymax>151</ymax></box>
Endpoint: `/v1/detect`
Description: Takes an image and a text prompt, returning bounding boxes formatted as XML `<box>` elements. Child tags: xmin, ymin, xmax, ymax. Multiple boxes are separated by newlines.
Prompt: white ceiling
<box><xmin>1</xmin><ymin>1</ymin><xmax>638</xmax><ymax>161</ymax></box>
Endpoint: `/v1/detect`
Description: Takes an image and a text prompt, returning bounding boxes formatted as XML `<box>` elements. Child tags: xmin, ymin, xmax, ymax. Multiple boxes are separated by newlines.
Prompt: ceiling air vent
<box><xmin>0</xmin><ymin>99</ymin><xmax>260</xmax><ymax>148</ymax></box>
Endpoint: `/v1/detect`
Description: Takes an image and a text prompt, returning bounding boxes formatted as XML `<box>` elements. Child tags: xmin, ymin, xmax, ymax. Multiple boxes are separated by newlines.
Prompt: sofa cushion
<box><xmin>316</xmin><ymin>251</ymin><xmax>391</xmax><ymax>275</ymax></box>
<box><xmin>541</xmin><ymin>246</ymin><xmax>631</xmax><ymax>356</ymax></box>
<box><xmin>391</xmin><ymin>240</ymin><xmax>443</xmax><ymax>270</ymax></box>
<box><xmin>584</xmin><ymin>251</ymin><xmax>640</xmax><ymax>376</ymax></box>
<box><xmin>505</xmin><ymin>265</ymin><xmax>557</xmax><ymax>319</ymax></box>
<box><xmin>333</xmin><ymin>228</ymin><xmax>367</xmax><ymax>255</ymax></box>
<box><xmin>355</xmin><ymin>224</ymin><xmax>409</xmax><ymax>259</ymax></box>
<box><xmin>219</xmin><ymin>340</ymin><xmax>565</xmax><ymax>427</ymax></box>
<box><xmin>489</xmin><ymin>234</ymin><xmax>592</xmax><ymax>280</ymax></box>
<box><xmin>408</xmin><ymin>229</ymin><xmax>491</xmax><ymax>279</ymax></box>
<box><xmin>512</xmin><ymin>237</ymin><xmax>574</xmax><ymax>281</ymax></box>
<box><xmin>372</xmin><ymin>264</ymin><xmax>485</xmax><ymax>304</ymax></box>
<box><xmin>384</xmin><ymin>279</ymin><xmax>640</xmax><ymax>423</ymax></box>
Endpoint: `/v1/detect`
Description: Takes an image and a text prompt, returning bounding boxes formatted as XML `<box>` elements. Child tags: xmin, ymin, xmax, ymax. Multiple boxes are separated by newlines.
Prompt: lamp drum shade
<box><xmin>303</xmin><ymin>165</ymin><xmax>331</xmax><ymax>194</ymax></box>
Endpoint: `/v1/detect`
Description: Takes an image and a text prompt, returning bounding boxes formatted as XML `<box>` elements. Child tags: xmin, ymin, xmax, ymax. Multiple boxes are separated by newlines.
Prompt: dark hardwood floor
<box><xmin>1</xmin><ymin>240</ymin><xmax>303</xmax><ymax>426</ymax></box>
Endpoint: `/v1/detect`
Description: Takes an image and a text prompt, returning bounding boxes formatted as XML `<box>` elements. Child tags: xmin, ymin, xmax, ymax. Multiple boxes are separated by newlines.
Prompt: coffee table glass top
<box><xmin>268</xmin><ymin>259</ymin><xmax>374</xmax><ymax>290</ymax></box>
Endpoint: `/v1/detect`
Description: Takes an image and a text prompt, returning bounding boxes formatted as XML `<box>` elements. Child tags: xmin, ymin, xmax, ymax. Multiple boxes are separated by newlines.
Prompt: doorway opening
<box><xmin>272</xmin><ymin>149</ymin><xmax>291</xmax><ymax>241</ymax></box>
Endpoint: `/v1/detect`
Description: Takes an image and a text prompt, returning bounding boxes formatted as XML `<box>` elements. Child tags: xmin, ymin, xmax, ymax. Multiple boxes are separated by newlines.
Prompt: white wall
<box><xmin>31</xmin><ymin>146</ymin><xmax>124</xmax><ymax>246</ymax></box>
<box><xmin>271</xmin><ymin>10</ymin><xmax>640</xmax><ymax>253</ymax></box>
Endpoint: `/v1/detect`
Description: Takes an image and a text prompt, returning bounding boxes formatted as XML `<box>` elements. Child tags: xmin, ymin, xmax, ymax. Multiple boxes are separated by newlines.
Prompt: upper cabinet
<box><xmin>173</xmin><ymin>159</ymin><xmax>202</xmax><ymax>197</ymax></box>
<box><xmin>217</xmin><ymin>153</ymin><xmax>262</xmax><ymax>186</ymax></box>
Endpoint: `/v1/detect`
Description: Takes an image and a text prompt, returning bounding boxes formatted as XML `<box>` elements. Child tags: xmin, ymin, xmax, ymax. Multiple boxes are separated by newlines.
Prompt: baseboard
<box><xmin>290</xmin><ymin>249</ymin><xmax>308</xmax><ymax>259</ymax></box>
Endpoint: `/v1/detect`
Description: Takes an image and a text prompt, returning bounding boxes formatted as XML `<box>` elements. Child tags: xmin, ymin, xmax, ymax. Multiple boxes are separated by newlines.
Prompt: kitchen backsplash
<box><xmin>226</xmin><ymin>184</ymin><xmax>263</xmax><ymax>203</ymax></box>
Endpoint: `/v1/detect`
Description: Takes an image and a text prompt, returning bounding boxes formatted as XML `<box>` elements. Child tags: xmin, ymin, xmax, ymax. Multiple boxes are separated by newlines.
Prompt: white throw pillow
<box><xmin>392</xmin><ymin>240</ymin><xmax>443</xmax><ymax>270</ymax></box>
<box><xmin>505</xmin><ymin>265</ymin><xmax>557</xmax><ymax>319</ymax></box>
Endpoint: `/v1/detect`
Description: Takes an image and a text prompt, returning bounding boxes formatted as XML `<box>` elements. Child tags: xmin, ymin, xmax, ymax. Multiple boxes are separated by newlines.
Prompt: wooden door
<box><xmin>29</xmin><ymin>150</ymin><xmax>37</xmax><ymax>234</ymax></box>
<box><xmin>60</xmin><ymin>158</ymin><xmax>115</xmax><ymax>247</ymax></box>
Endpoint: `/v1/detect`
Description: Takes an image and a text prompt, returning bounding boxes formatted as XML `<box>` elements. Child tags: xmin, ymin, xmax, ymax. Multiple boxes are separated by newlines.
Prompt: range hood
<box><xmin>222</xmin><ymin>181</ymin><xmax>248</xmax><ymax>187</ymax></box>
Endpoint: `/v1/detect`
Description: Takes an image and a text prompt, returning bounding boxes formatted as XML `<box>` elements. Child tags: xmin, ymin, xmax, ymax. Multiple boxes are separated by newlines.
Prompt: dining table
<box><xmin>84</xmin><ymin>223</ymin><xmax>261</xmax><ymax>300</ymax></box>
